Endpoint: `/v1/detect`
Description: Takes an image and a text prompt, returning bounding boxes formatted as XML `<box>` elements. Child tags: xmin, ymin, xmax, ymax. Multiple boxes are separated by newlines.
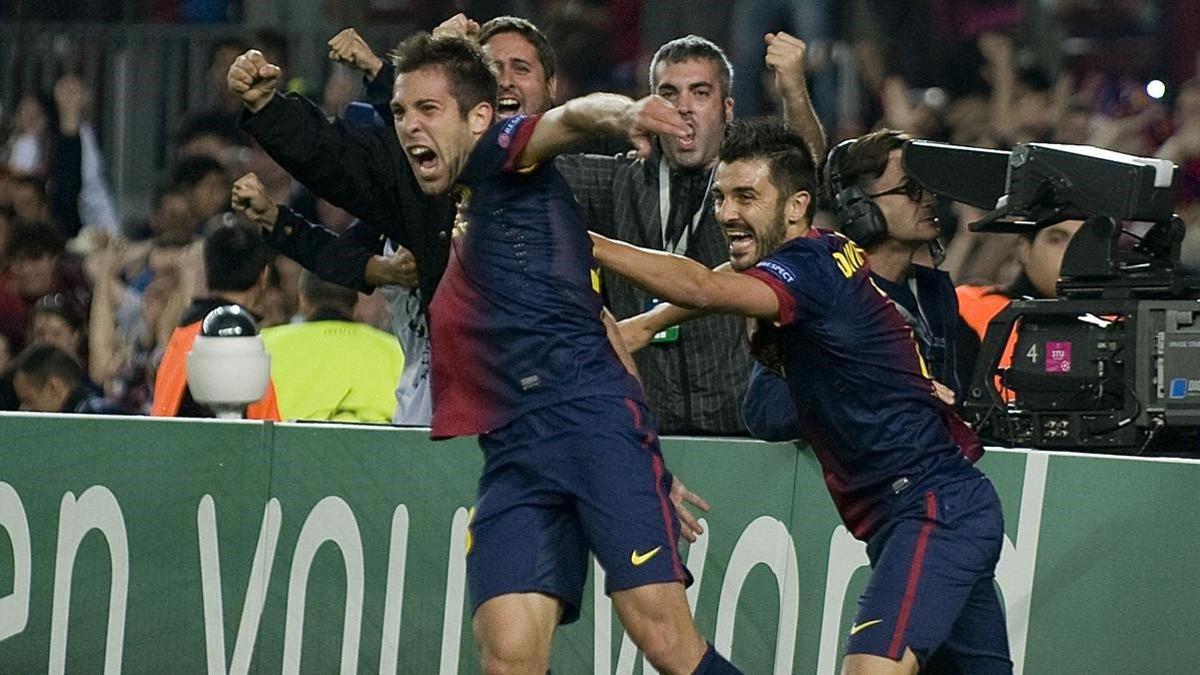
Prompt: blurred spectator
<box><xmin>4</xmin><ymin>93</ymin><xmax>53</xmax><ymax>177</ymax></box>
<box><xmin>729</xmin><ymin>0</ymin><xmax>834</xmax><ymax>122</ymax></box>
<box><xmin>206</xmin><ymin>38</ymin><xmax>252</xmax><ymax>114</ymax></box>
<box><xmin>28</xmin><ymin>292</ymin><xmax>87</xmax><ymax>365</ymax></box>
<box><xmin>7</xmin><ymin>175</ymin><xmax>51</xmax><ymax>224</ymax></box>
<box><xmin>88</xmin><ymin>233</ymin><xmax>197</xmax><ymax>414</ymax></box>
<box><xmin>262</xmin><ymin>270</ymin><xmax>403</xmax><ymax>422</ymax></box>
<box><xmin>170</xmin><ymin>155</ymin><xmax>231</xmax><ymax>231</ymax></box>
<box><xmin>174</xmin><ymin>110</ymin><xmax>248</xmax><ymax>168</ymax></box>
<box><xmin>9</xmin><ymin>343</ymin><xmax>124</xmax><ymax>414</ymax></box>
<box><xmin>1158</xmin><ymin>79</ymin><xmax>1200</xmax><ymax>219</ymax></box>
<box><xmin>0</xmin><ymin>221</ymin><xmax>90</xmax><ymax>354</ymax></box>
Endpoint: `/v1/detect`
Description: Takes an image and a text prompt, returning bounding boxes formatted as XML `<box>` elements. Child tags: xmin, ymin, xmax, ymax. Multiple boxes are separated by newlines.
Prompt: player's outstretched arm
<box><xmin>619</xmin><ymin>303</ymin><xmax>697</xmax><ymax>354</ymax></box>
<box><xmin>516</xmin><ymin>93</ymin><xmax>689</xmax><ymax>168</ymax></box>
<box><xmin>591</xmin><ymin>233</ymin><xmax>780</xmax><ymax>320</ymax></box>
<box><xmin>618</xmin><ymin>262</ymin><xmax>737</xmax><ymax>352</ymax></box>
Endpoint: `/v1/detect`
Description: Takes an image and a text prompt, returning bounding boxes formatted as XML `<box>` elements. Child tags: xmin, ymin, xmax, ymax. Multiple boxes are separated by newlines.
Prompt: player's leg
<box><xmin>842</xmin><ymin>477</ymin><xmax>1004</xmax><ymax>674</ymax></box>
<box><xmin>468</xmin><ymin>420</ymin><xmax>591</xmax><ymax>674</ymax></box>
<box><xmin>570</xmin><ymin>396</ymin><xmax>739</xmax><ymax>674</ymax></box>
<box><xmin>473</xmin><ymin>592</ymin><xmax>562</xmax><ymax>675</ymax></box>
<box><xmin>609</xmin><ymin>582</ymin><xmax>708</xmax><ymax>673</ymax></box>
<box><xmin>926</xmin><ymin>575</ymin><xmax>1012</xmax><ymax>674</ymax></box>
<box><xmin>923</xmin><ymin>478</ymin><xmax>1012</xmax><ymax>674</ymax></box>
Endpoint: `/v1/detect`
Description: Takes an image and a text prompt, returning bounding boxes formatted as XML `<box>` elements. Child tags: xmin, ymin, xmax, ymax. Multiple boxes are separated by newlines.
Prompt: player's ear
<box><xmin>547</xmin><ymin>76</ymin><xmax>559</xmax><ymax>105</ymax></box>
<box><xmin>784</xmin><ymin>189</ymin><xmax>811</xmax><ymax>226</ymax></box>
<box><xmin>468</xmin><ymin>101</ymin><xmax>493</xmax><ymax>136</ymax></box>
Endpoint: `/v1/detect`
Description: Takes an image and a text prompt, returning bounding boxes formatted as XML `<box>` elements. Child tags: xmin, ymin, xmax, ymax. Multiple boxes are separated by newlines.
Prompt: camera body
<box><xmin>905</xmin><ymin>140</ymin><xmax>1197</xmax><ymax>453</ymax></box>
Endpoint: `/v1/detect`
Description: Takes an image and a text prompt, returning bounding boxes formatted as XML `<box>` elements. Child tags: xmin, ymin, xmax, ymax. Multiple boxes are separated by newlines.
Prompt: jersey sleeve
<box><xmin>459</xmin><ymin>114</ymin><xmax>543</xmax><ymax>188</ymax></box>
<box><xmin>743</xmin><ymin>243</ymin><xmax>836</xmax><ymax>326</ymax></box>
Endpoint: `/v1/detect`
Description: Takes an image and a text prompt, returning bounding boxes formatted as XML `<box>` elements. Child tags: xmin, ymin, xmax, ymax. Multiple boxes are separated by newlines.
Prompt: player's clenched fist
<box><xmin>328</xmin><ymin>28</ymin><xmax>384</xmax><ymax>79</ymax></box>
<box><xmin>432</xmin><ymin>13</ymin><xmax>480</xmax><ymax>40</ymax></box>
<box><xmin>227</xmin><ymin>49</ymin><xmax>282</xmax><ymax>114</ymax></box>
<box><xmin>231</xmin><ymin>173</ymin><xmax>279</xmax><ymax>229</ymax></box>
<box><xmin>764</xmin><ymin>32</ymin><xmax>808</xmax><ymax>95</ymax></box>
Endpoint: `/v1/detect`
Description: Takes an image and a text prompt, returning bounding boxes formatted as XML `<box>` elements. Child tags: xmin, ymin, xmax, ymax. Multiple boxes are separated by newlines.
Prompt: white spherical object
<box><xmin>187</xmin><ymin>335</ymin><xmax>271</xmax><ymax>417</ymax></box>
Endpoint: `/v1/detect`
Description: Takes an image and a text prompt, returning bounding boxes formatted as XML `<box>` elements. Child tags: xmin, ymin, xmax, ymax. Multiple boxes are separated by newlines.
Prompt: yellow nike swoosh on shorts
<box><xmin>630</xmin><ymin>546</ymin><xmax>662</xmax><ymax>566</ymax></box>
<box><xmin>850</xmin><ymin>619</ymin><xmax>883</xmax><ymax>635</ymax></box>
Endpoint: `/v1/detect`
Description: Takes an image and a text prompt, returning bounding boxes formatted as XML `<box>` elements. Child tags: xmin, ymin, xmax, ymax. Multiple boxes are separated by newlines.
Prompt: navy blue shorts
<box><xmin>846</xmin><ymin>475</ymin><xmax>1012</xmax><ymax>673</ymax></box>
<box><xmin>467</xmin><ymin>396</ymin><xmax>691</xmax><ymax>624</ymax></box>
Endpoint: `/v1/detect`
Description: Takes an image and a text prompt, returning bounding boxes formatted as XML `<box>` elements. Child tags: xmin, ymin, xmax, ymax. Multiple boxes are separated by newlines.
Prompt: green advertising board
<box><xmin>0</xmin><ymin>413</ymin><xmax>1198</xmax><ymax>673</ymax></box>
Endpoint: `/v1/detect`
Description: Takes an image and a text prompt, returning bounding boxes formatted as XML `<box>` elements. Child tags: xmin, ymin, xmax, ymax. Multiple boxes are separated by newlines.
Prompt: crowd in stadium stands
<box><xmin>0</xmin><ymin>0</ymin><xmax>1198</xmax><ymax>427</ymax></box>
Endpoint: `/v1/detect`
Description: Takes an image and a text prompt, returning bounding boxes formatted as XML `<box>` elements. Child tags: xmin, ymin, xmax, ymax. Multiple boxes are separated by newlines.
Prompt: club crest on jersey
<box><xmin>757</xmin><ymin>260</ymin><xmax>796</xmax><ymax>283</ymax></box>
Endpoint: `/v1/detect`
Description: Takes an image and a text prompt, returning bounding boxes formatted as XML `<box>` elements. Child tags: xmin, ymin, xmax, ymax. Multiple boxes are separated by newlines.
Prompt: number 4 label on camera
<box><xmin>1044</xmin><ymin>341</ymin><xmax>1072</xmax><ymax>373</ymax></box>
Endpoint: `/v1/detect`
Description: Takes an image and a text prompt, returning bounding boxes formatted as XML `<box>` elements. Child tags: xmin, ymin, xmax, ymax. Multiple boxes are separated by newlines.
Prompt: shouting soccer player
<box><xmin>385</xmin><ymin>32</ymin><xmax>737</xmax><ymax>674</ymax></box>
<box><xmin>592</xmin><ymin>118</ymin><xmax>1011</xmax><ymax>675</ymax></box>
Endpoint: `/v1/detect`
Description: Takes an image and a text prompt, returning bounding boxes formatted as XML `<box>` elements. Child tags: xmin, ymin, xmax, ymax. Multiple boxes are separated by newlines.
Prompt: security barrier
<box><xmin>0</xmin><ymin>413</ymin><xmax>1197</xmax><ymax>673</ymax></box>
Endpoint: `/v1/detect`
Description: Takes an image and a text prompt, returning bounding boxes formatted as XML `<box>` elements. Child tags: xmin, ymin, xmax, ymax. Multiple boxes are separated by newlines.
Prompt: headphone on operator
<box><xmin>825</xmin><ymin>139</ymin><xmax>889</xmax><ymax>248</ymax></box>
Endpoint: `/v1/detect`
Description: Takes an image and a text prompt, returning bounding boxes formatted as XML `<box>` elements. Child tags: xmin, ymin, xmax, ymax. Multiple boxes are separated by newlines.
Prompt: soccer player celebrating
<box><xmin>383</xmin><ymin>31</ymin><xmax>738</xmax><ymax>674</ymax></box>
<box><xmin>591</xmin><ymin>118</ymin><xmax>1011</xmax><ymax>675</ymax></box>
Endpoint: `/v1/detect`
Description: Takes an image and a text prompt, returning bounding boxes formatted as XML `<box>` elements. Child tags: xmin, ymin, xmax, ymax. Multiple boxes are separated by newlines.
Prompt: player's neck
<box><xmin>783</xmin><ymin>222</ymin><xmax>810</xmax><ymax>242</ymax></box>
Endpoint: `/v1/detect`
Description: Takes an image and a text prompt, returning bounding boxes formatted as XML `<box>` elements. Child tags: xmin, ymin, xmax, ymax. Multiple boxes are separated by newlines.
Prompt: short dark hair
<box><xmin>478</xmin><ymin>16</ymin><xmax>558</xmax><ymax>81</ymax></box>
<box><xmin>11</xmin><ymin>342</ymin><xmax>82</xmax><ymax>389</ymax></box>
<box><xmin>299</xmin><ymin>270</ymin><xmax>358</xmax><ymax>314</ymax></box>
<box><xmin>649</xmin><ymin>35</ymin><xmax>734</xmax><ymax>99</ymax></box>
<box><xmin>6</xmin><ymin>221</ymin><xmax>64</xmax><ymax>260</ymax></box>
<box><xmin>203</xmin><ymin>218</ymin><xmax>268</xmax><ymax>293</ymax></box>
<box><xmin>390</xmin><ymin>33</ymin><xmax>498</xmax><ymax>117</ymax></box>
<box><xmin>827</xmin><ymin>128</ymin><xmax>911</xmax><ymax>195</ymax></box>
<box><xmin>719</xmin><ymin>117</ymin><xmax>818</xmax><ymax>215</ymax></box>
<box><xmin>32</xmin><ymin>293</ymin><xmax>84</xmax><ymax>333</ymax></box>
<box><xmin>171</xmin><ymin>155</ymin><xmax>228</xmax><ymax>190</ymax></box>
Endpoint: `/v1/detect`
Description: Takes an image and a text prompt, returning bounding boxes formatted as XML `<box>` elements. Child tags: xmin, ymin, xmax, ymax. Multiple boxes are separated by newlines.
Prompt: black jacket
<box><xmin>240</xmin><ymin>92</ymin><xmax>455</xmax><ymax>314</ymax></box>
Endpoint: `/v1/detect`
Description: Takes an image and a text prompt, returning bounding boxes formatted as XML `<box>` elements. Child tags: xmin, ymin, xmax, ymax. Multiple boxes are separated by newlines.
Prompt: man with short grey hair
<box><xmin>556</xmin><ymin>31</ymin><xmax>823</xmax><ymax>435</ymax></box>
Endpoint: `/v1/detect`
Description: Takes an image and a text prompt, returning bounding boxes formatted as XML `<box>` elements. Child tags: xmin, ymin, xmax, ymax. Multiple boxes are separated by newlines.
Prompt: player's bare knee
<box><xmin>479</xmin><ymin>638</ymin><xmax>547</xmax><ymax>675</ymax></box>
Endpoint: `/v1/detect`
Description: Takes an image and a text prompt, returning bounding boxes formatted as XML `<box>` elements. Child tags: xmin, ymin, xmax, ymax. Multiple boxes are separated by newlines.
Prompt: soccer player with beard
<box><xmin>591</xmin><ymin>118</ymin><xmax>1011</xmax><ymax>675</ymax></box>
<box><xmin>384</xmin><ymin>32</ymin><xmax>741</xmax><ymax>675</ymax></box>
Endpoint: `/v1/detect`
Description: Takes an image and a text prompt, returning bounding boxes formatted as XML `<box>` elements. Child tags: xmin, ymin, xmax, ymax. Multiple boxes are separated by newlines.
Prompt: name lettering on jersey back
<box><xmin>831</xmin><ymin>242</ymin><xmax>866</xmax><ymax>279</ymax></box>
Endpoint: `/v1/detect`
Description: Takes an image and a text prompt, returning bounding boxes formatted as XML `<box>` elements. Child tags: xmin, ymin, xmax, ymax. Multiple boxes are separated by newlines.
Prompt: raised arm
<box><xmin>229</xmin><ymin>49</ymin><xmax>405</xmax><ymax>225</ymax></box>
<box><xmin>766</xmin><ymin>32</ymin><xmax>827</xmax><ymax>165</ymax></box>
<box><xmin>517</xmin><ymin>94</ymin><xmax>690</xmax><ymax>168</ymax></box>
<box><xmin>231</xmin><ymin>172</ymin><xmax>416</xmax><ymax>292</ymax></box>
<box><xmin>590</xmin><ymin>233</ymin><xmax>780</xmax><ymax>320</ymax></box>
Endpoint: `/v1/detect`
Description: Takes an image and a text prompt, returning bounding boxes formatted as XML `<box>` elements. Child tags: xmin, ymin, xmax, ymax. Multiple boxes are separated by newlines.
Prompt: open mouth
<box><xmin>407</xmin><ymin>144</ymin><xmax>441</xmax><ymax>179</ymax></box>
<box><xmin>725</xmin><ymin>227</ymin><xmax>755</xmax><ymax>256</ymax></box>
<box><xmin>677</xmin><ymin>122</ymin><xmax>696</xmax><ymax>151</ymax></box>
<box><xmin>497</xmin><ymin>96</ymin><xmax>521</xmax><ymax>116</ymax></box>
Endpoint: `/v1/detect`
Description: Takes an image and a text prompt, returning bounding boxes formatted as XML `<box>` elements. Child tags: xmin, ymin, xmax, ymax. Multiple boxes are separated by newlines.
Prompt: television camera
<box><xmin>904</xmin><ymin>139</ymin><xmax>1199</xmax><ymax>454</ymax></box>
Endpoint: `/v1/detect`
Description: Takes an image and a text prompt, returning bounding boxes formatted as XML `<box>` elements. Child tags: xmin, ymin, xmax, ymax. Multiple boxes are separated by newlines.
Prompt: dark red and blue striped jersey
<box><xmin>429</xmin><ymin>114</ymin><xmax>644</xmax><ymax>438</ymax></box>
<box><xmin>744</xmin><ymin>230</ymin><xmax>982</xmax><ymax>540</ymax></box>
